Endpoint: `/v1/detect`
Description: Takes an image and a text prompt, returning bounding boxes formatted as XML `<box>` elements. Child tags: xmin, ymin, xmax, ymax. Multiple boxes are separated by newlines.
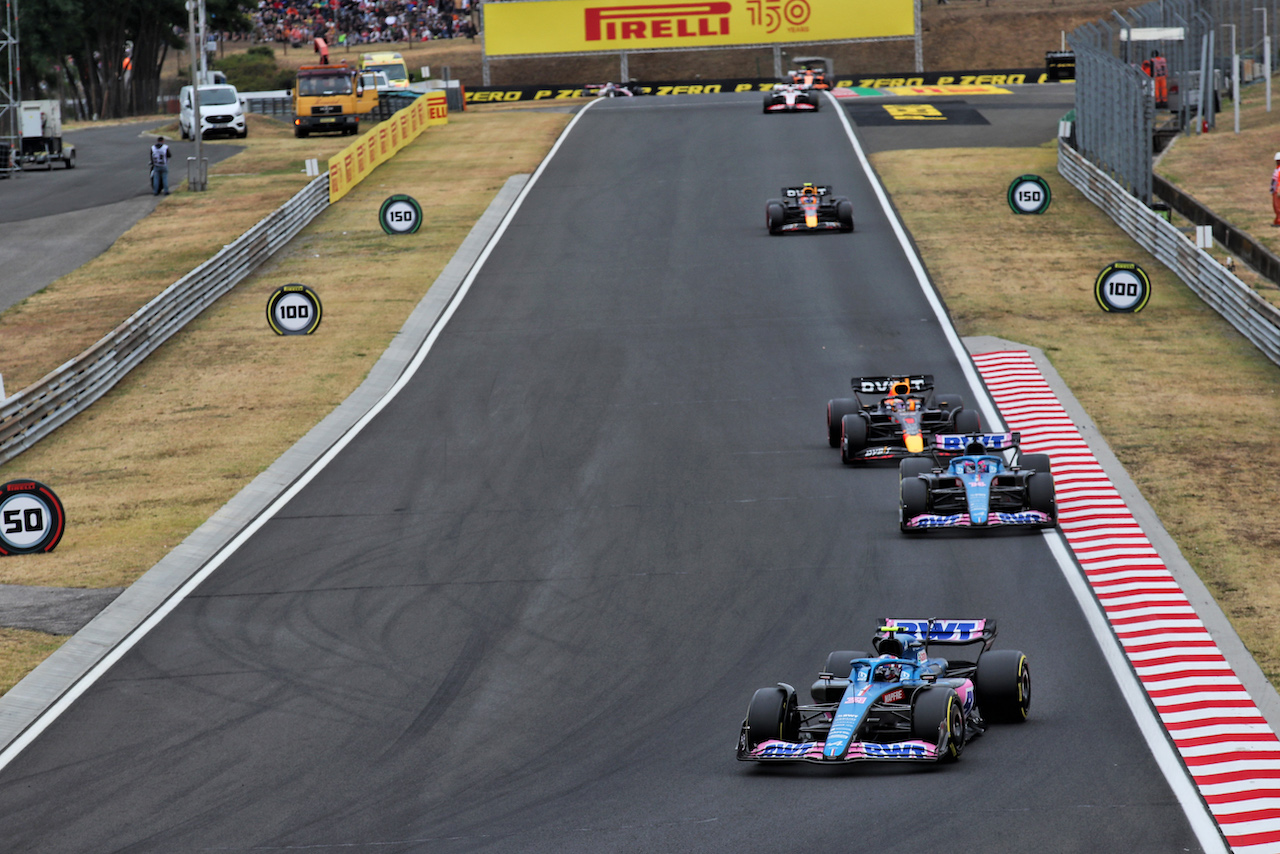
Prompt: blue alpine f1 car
<box><xmin>899</xmin><ymin>433</ymin><xmax>1056</xmax><ymax>532</ymax></box>
<box><xmin>737</xmin><ymin>618</ymin><xmax>1030</xmax><ymax>765</ymax></box>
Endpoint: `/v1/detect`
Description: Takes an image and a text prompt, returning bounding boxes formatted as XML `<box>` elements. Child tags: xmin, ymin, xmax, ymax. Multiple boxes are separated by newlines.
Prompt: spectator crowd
<box><xmin>253</xmin><ymin>0</ymin><xmax>478</xmax><ymax>48</ymax></box>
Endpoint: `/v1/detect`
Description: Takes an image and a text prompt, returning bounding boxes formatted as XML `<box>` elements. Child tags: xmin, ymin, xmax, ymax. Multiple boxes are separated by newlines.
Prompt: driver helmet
<box><xmin>873</xmin><ymin>660</ymin><xmax>902</xmax><ymax>683</ymax></box>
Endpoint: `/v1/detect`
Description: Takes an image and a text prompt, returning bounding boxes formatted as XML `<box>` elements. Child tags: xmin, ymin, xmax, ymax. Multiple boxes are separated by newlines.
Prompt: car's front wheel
<box><xmin>745</xmin><ymin>685</ymin><xmax>798</xmax><ymax>749</ymax></box>
<box><xmin>912</xmin><ymin>687</ymin><xmax>964</xmax><ymax>761</ymax></box>
<box><xmin>840</xmin><ymin>414</ymin><xmax>868</xmax><ymax>464</ymax></box>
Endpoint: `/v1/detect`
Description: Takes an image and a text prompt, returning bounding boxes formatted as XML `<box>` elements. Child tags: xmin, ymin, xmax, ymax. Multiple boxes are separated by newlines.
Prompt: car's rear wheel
<box><xmin>836</xmin><ymin>198</ymin><xmax>854</xmax><ymax>232</ymax></box>
<box><xmin>900</xmin><ymin>457</ymin><xmax>932</xmax><ymax>479</ymax></box>
<box><xmin>745</xmin><ymin>686</ymin><xmax>798</xmax><ymax>748</ymax></box>
<box><xmin>822</xmin><ymin>650</ymin><xmax>870</xmax><ymax>679</ymax></box>
<box><xmin>840</xmin><ymin>414</ymin><xmax>867</xmax><ymax>464</ymax></box>
<box><xmin>1027</xmin><ymin>472</ymin><xmax>1056</xmax><ymax>520</ymax></box>
<box><xmin>827</xmin><ymin>398</ymin><xmax>857</xmax><ymax>447</ymax></box>
<box><xmin>901</xmin><ymin>476</ymin><xmax>928</xmax><ymax>530</ymax></box>
<box><xmin>911</xmin><ymin>687</ymin><xmax>964</xmax><ymax>761</ymax></box>
<box><xmin>765</xmin><ymin>201</ymin><xmax>785</xmax><ymax>234</ymax></box>
<box><xmin>954</xmin><ymin>408</ymin><xmax>981</xmax><ymax>434</ymax></box>
<box><xmin>1020</xmin><ymin>453</ymin><xmax>1051</xmax><ymax>475</ymax></box>
<box><xmin>975</xmin><ymin>649</ymin><xmax>1031</xmax><ymax>723</ymax></box>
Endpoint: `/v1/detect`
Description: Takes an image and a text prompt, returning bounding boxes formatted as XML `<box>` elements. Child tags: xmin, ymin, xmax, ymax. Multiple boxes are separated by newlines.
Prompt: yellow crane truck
<box><xmin>292</xmin><ymin>61</ymin><xmax>377</xmax><ymax>138</ymax></box>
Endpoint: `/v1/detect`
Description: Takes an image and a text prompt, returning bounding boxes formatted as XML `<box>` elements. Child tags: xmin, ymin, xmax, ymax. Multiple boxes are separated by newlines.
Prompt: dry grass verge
<box><xmin>874</xmin><ymin>142</ymin><xmax>1280</xmax><ymax>684</ymax></box>
<box><xmin>0</xmin><ymin>106</ymin><xmax>570</xmax><ymax>693</ymax></box>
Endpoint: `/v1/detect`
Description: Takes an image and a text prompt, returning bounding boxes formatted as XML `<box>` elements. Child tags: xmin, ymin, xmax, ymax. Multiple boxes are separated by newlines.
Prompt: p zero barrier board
<box><xmin>973</xmin><ymin>349</ymin><xmax>1280</xmax><ymax>854</ymax></box>
<box><xmin>328</xmin><ymin>91</ymin><xmax>448</xmax><ymax>204</ymax></box>
<box><xmin>483</xmin><ymin>0</ymin><xmax>914</xmax><ymax>56</ymax></box>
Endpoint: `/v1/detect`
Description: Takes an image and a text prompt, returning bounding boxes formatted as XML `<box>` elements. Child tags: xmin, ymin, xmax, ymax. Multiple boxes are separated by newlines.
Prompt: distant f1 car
<box><xmin>788</xmin><ymin>66</ymin><xmax>830</xmax><ymax>90</ymax></box>
<box><xmin>737</xmin><ymin>617</ymin><xmax>1030</xmax><ymax>765</ymax></box>
<box><xmin>766</xmin><ymin>183</ymin><xmax>853</xmax><ymax>234</ymax></box>
<box><xmin>763</xmin><ymin>83</ymin><xmax>820</xmax><ymax>113</ymax></box>
<box><xmin>827</xmin><ymin>374</ymin><xmax>980</xmax><ymax>464</ymax></box>
<box><xmin>899</xmin><ymin>432</ymin><xmax>1057</xmax><ymax>532</ymax></box>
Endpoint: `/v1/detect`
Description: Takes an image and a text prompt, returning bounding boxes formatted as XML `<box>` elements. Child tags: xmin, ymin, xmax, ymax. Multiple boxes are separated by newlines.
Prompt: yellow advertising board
<box><xmin>484</xmin><ymin>0</ymin><xmax>914</xmax><ymax>56</ymax></box>
<box><xmin>328</xmin><ymin>90</ymin><xmax>449</xmax><ymax>204</ymax></box>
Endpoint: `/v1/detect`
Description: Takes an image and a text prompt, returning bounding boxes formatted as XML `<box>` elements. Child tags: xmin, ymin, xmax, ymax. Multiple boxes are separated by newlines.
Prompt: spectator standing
<box><xmin>150</xmin><ymin>135</ymin><xmax>172</xmax><ymax>196</ymax></box>
<box><xmin>1272</xmin><ymin>152</ymin><xmax>1280</xmax><ymax>226</ymax></box>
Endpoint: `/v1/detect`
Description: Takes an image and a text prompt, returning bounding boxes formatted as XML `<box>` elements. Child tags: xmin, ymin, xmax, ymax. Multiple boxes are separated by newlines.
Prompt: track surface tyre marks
<box><xmin>0</xmin><ymin>94</ymin><xmax>1205</xmax><ymax>854</ymax></box>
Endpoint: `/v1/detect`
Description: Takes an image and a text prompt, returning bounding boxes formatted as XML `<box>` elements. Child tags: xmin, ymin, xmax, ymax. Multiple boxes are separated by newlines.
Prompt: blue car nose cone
<box><xmin>966</xmin><ymin>478</ymin><xmax>990</xmax><ymax>525</ymax></box>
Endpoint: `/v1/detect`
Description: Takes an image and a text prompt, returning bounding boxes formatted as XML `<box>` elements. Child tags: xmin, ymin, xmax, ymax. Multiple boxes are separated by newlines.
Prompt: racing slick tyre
<box><xmin>827</xmin><ymin>398</ymin><xmax>858</xmax><ymax>447</ymax></box>
<box><xmin>900</xmin><ymin>477</ymin><xmax>929</xmax><ymax>532</ymax></box>
<box><xmin>953</xmin><ymin>408</ymin><xmax>981</xmax><ymax>434</ymax></box>
<box><xmin>808</xmin><ymin>93</ymin><xmax>821</xmax><ymax>112</ymax></box>
<box><xmin>911</xmin><ymin>687</ymin><xmax>965</xmax><ymax>761</ymax></box>
<box><xmin>765</xmin><ymin>201</ymin><xmax>785</xmax><ymax>234</ymax></box>
<box><xmin>822</xmin><ymin>650</ymin><xmax>870</xmax><ymax>679</ymax></box>
<box><xmin>975</xmin><ymin>649</ymin><xmax>1031</xmax><ymax>723</ymax></box>
<box><xmin>1019</xmin><ymin>453</ymin><xmax>1052</xmax><ymax>476</ymax></box>
<box><xmin>836</xmin><ymin>198</ymin><xmax>854</xmax><ymax>232</ymax></box>
<box><xmin>745</xmin><ymin>685</ymin><xmax>799</xmax><ymax>748</ymax></box>
<box><xmin>762</xmin><ymin>95</ymin><xmax>774</xmax><ymax>113</ymax></box>
<box><xmin>900</xmin><ymin>457</ymin><xmax>933</xmax><ymax>480</ymax></box>
<box><xmin>840</xmin><ymin>414</ymin><xmax>868</xmax><ymax>464</ymax></box>
<box><xmin>1027</xmin><ymin>472</ymin><xmax>1056</xmax><ymax>522</ymax></box>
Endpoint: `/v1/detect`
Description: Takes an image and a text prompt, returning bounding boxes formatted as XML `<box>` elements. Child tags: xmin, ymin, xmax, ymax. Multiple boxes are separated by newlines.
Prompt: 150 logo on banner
<box><xmin>747</xmin><ymin>0</ymin><xmax>810</xmax><ymax>33</ymax></box>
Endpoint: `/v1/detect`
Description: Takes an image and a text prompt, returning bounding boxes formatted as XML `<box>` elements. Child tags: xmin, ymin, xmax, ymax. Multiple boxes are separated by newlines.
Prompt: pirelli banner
<box><xmin>328</xmin><ymin>90</ymin><xmax>448</xmax><ymax>204</ymax></box>
<box><xmin>484</xmin><ymin>0</ymin><xmax>915</xmax><ymax>56</ymax></box>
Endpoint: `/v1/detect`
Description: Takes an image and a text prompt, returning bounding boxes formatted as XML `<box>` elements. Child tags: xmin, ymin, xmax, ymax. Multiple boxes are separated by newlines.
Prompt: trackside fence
<box><xmin>0</xmin><ymin>174</ymin><xmax>330</xmax><ymax>467</ymax></box>
<box><xmin>1058</xmin><ymin>140</ymin><xmax>1280</xmax><ymax>367</ymax></box>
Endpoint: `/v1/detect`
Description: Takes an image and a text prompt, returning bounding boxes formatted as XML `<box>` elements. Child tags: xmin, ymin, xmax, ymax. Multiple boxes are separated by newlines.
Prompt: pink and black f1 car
<box><xmin>899</xmin><ymin>432</ymin><xmax>1057</xmax><ymax>532</ymax></box>
<box><xmin>826</xmin><ymin>374</ymin><xmax>981</xmax><ymax>464</ymax></box>
<box><xmin>763</xmin><ymin>83</ymin><xmax>820</xmax><ymax>113</ymax></box>
<box><xmin>737</xmin><ymin>618</ymin><xmax>1030</xmax><ymax>765</ymax></box>
<box><xmin>766</xmin><ymin>183</ymin><xmax>853</xmax><ymax>234</ymax></box>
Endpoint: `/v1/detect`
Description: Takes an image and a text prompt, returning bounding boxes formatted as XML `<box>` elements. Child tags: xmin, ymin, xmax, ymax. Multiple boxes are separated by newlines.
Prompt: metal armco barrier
<box><xmin>1059</xmin><ymin>140</ymin><xmax>1280</xmax><ymax>367</ymax></box>
<box><xmin>0</xmin><ymin>175</ymin><xmax>330</xmax><ymax>467</ymax></box>
<box><xmin>1153</xmin><ymin>174</ymin><xmax>1280</xmax><ymax>287</ymax></box>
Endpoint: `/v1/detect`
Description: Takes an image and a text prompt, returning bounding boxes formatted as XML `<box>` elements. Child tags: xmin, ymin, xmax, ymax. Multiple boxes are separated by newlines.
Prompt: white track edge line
<box><xmin>0</xmin><ymin>98</ymin><xmax>603</xmax><ymax>775</ymax></box>
<box><xmin>824</xmin><ymin>91</ymin><xmax>1227</xmax><ymax>853</ymax></box>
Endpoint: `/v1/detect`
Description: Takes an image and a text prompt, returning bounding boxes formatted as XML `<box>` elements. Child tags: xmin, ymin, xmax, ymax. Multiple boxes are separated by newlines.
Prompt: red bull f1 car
<box><xmin>764</xmin><ymin>84</ymin><xmax>820</xmax><ymax>113</ymax></box>
<box><xmin>899</xmin><ymin>432</ymin><xmax>1057</xmax><ymax>532</ymax></box>
<box><xmin>826</xmin><ymin>374</ymin><xmax>980</xmax><ymax>464</ymax></box>
<box><xmin>766</xmin><ymin>184</ymin><xmax>853</xmax><ymax>234</ymax></box>
<box><xmin>737</xmin><ymin>618</ymin><xmax>1030</xmax><ymax>765</ymax></box>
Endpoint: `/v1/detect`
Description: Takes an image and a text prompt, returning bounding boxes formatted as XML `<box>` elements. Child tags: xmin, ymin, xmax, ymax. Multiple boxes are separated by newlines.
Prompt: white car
<box><xmin>179</xmin><ymin>84</ymin><xmax>247</xmax><ymax>140</ymax></box>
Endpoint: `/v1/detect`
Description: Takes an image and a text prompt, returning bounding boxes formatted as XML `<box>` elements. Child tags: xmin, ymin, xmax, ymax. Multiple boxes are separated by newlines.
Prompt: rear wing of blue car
<box><xmin>850</xmin><ymin>374</ymin><xmax>933</xmax><ymax>395</ymax></box>
<box><xmin>876</xmin><ymin>618</ymin><xmax>998</xmax><ymax>648</ymax></box>
<box><xmin>933</xmin><ymin>432</ymin><xmax>1020</xmax><ymax>454</ymax></box>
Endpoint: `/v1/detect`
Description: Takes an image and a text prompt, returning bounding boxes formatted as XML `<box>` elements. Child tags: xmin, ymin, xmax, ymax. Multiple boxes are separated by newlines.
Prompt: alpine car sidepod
<box><xmin>899</xmin><ymin>432</ymin><xmax>1057</xmax><ymax>532</ymax></box>
<box><xmin>766</xmin><ymin>183</ymin><xmax>853</xmax><ymax>233</ymax></box>
<box><xmin>826</xmin><ymin>374</ymin><xmax>981</xmax><ymax>464</ymax></box>
<box><xmin>737</xmin><ymin>618</ymin><xmax>1030</xmax><ymax>765</ymax></box>
<box><xmin>763</xmin><ymin>83</ymin><xmax>820</xmax><ymax>113</ymax></box>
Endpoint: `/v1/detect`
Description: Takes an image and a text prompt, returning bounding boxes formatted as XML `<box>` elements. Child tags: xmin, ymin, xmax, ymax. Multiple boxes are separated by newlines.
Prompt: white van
<box><xmin>179</xmin><ymin>84</ymin><xmax>247</xmax><ymax>140</ymax></box>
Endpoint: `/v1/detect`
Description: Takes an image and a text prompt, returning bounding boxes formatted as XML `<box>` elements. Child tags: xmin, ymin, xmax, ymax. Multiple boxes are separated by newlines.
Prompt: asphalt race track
<box><xmin>0</xmin><ymin>92</ymin><xmax>1211</xmax><ymax>852</ymax></box>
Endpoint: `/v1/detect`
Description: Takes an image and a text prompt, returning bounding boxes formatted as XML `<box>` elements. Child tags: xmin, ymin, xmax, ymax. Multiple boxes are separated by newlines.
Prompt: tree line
<box><xmin>14</xmin><ymin>0</ymin><xmax>248</xmax><ymax>119</ymax></box>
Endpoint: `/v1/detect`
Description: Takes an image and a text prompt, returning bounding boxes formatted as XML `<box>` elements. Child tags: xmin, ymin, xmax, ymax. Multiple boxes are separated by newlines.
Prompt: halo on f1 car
<box><xmin>737</xmin><ymin>618</ymin><xmax>1030</xmax><ymax>765</ymax></box>
<box><xmin>899</xmin><ymin>432</ymin><xmax>1057</xmax><ymax>532</ymax></box>
<box><xmin>826</xmin><ymin>374</ymin><xmax>981</xmax><ymax>463</ymax></box>
<box><xmin>766</xmin><ymin>183</ymin><xmax>853</xmax><ymax>234</ymax></box>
